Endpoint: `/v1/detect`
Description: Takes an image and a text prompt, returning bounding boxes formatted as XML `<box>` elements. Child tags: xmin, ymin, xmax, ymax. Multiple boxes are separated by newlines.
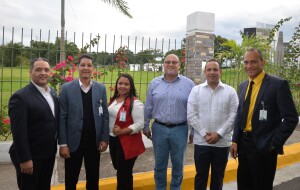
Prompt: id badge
<box><xmin>119</xmin><ymin>111</ymin><xmax>127</xmax><ymax>122</ymax></box>
<box><xmin>99</xmin><ymin>106</ymin><xmax>103</xmax><ymax>115</ymax></box>
<box><xmin>259</xmin><ymin>110</ymin><xmax>267</xmax><ymax>121</ymax></box>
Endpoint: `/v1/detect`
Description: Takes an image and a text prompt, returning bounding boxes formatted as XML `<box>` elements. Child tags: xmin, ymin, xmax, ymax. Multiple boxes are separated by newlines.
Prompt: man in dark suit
<box><xmin>230</xmin><ymin>48</ymin><xmax>299</xmax><ymax>190</ymax></box>
<box><xmin>58</xmin><ymin>54</ymin><xmax>109</xmax><ymax>190</ymax></box>
<box><xmin>9</xmin><ymin>58</ymin><xmax>59</xmax><ymax>190</ymax></box>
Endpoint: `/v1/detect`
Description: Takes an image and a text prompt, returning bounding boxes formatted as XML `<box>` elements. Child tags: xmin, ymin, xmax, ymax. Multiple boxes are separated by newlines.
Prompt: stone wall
<box><xmin>185</xmin><ymin>32</ymin><xmax>215</xmax><ymax>83</ymax></box>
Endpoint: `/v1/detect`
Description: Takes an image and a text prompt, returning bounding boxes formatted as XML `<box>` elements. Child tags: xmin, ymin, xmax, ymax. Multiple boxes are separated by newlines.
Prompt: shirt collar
<box><xmin>203</xmin><ymin>80</ymin><xmax>224</xmax><ymax>89</ymax></box>
<box><xmin>79</xmin><ymin>79</ymin><xmax>92</xmax><ymax>87</ymax></box>
<box><xmin>250</xmin><ymin>70</ymin><xmax>265</xmax><ymax>85</ymax></box>
<box><xmin>31</xmin><ymin>81</ymin><xmax>50</xmax><ymax>93</ymax></box>
<box><xmin>162</xmin><ymin>74</ymin><xmax>180</xmax><ymax>82</ymax></box>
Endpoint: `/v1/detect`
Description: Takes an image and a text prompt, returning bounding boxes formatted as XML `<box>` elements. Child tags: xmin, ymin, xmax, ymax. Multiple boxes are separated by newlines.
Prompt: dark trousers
<box><xmin>194</xmin><ymin>145</ymin><xmax>229</xmax><ymax>190</ymax></box>
<box><xmin>237</xmin><ymin>135</ymin><xmax>277</xmax><ymax>190</ymax></box>
<box><xmin>10</xmin><ymin>152</ymin><xmax>55</xmax><ymax>190</ymax></box>
<box><xmin>109</xmin><ymin>136</ymin><xmax>138</xmax><ymax>190</ymax></box>
<box><xmin>65</xmin><ymin>136</ymin><xmax>100</xmax><ymax>190</ymax></box>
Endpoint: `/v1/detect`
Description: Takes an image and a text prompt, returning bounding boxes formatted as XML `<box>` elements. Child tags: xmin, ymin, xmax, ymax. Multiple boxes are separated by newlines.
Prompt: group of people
<box><xmin>8</xmin><ymin>48</ymin><xmax>299</xmax><ymax>190</ymax></box>
<box><xmin>8</xmin><ymin>55</ymin><xmax>145</xmax><ymax>190</ymax></box>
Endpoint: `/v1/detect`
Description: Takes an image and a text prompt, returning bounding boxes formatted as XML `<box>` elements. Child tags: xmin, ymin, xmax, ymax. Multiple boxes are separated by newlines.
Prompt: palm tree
<box><xmin>60</xmin><ymin>0</ymin><xmax>132</xmax><ymax>62</ymax></box>
<box><xmin>216</xmin><ymin>34</ymin><xmax>270</xmax><ymax>89</ymax></box>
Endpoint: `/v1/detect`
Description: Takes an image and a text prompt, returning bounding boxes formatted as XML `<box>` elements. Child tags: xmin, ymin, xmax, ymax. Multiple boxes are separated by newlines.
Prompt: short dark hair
<box><xmin>30</xmin><ymin>58</ymin><xmax>49</xmax><ymax>70</ymax></box>
<box><xmin>205</xmin><ymin>59</ymin><xmax>220</xmax><ymax>70</ymax></box>
<box><xmin>245</xmin><ymin>48</ymin><xmax>263</xmax><ymax>61</ymax></box>
<box><xmin>78</xmin><ymin>54</ymin><xmax>94</xmax><ymax>64</ymax></box>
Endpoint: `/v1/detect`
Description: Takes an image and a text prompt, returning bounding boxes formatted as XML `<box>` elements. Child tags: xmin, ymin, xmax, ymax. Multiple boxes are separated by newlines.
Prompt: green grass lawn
<box><xmin>1</xmin><ymin>65</ymin><xmax>298</xmax><ymax>104</ymax></box>
<box><xmin>0</xmin><ymin>66</ymin><xmax>242</xmax><ymax>107</ymax></box>
<box><xmin>0</xmin><ymin>67</ymin><xmax>166</xmax><ymax>106</ymax></box>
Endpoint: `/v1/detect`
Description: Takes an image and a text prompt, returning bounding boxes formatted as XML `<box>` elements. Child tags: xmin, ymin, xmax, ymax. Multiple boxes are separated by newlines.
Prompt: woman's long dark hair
<box><xmin>111</xmin><ymin>73</ymin><xmax>137</xmax><ymax>115</ymax></box>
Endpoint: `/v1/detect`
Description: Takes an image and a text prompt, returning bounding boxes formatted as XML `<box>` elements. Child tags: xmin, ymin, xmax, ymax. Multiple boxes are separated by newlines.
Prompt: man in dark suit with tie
<box><xmin>9</xmin><ymin>58</ymin><xmax>59</xmax><ymax>190</ymax></box>
<box><xmin>230</xmin><ymin>48</ymin><xmax>299</xmax><ymax>190</ymax></box>
<box><xmin>58</xmin><ymin>54</ymin><xmax>109</xmax><ymax>190</ymax></box>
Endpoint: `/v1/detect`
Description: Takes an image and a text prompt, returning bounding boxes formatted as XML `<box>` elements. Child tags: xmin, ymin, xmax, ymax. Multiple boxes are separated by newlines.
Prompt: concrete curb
<box><xmin>51</xmin><ymin>142</ymin><xmax>300</xmax><ymax>190</ymax></box>
<box><xmin>0</xmin><ymin>136</ymin><xmax>153</xmax><ymax>163</ymax></box>
<box><xmin>0</xmin><ymin>141</ymin><xmax>12</xmax><ymax>162</ymax></box>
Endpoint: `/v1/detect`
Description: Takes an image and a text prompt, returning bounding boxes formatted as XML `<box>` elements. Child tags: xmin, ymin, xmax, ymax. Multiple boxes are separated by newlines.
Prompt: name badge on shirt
<box><xmin>259</xmin><ymin>101</ymin><xmax>267</xmax><ymax>121</ymax></box>
<box><xmin>119</xmin><ymin>111</ymin><xmax>127</xmax><ymax>122</ymax></box>
<box><xmin>99</xmin><ymin>106</ymin><xmax>103</xmax><ymax>115</ymax></box>
<box><xmin>98</xmin><ymin>99</ymin><xmax>103</xmax><ymax>115</ymax></box>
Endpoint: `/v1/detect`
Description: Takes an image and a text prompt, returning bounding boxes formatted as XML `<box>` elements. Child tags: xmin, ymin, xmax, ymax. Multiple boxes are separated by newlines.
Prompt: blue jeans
<box><xmin>194</xmin><ymin>145</ymin><xmax>229</xmax><ymax>190</ymax></box>
<box><xmin>152</xmin><ymin>122</ymin><xmax>188</xmax><ymax>190</ymax></box>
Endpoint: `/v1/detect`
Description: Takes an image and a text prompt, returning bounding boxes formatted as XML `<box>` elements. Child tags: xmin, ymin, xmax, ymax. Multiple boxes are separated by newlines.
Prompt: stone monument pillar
<box><xmin>275</xmin><ymin>31</ymin><xmax>284</xmax><ymax>65</ymax></box>
<box><xmin>185</xmin><ymin>11</ymin><xmax>215</xmax><ymax>83</ymax></box>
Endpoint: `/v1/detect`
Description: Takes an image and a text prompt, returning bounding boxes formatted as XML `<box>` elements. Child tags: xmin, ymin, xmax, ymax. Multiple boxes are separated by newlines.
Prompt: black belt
<box><xmin>154</xmin><ymin>120</ymin><xmax>187</xmax><ymax>128</ymax></box>
<box><xmin>242</xmin><ymin>131</ymin><xmax>252</xmax><ymax>138</ymax></box>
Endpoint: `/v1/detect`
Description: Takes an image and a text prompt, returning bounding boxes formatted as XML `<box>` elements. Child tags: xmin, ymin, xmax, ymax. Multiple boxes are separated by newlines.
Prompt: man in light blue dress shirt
<box><xmin>144</xmin><ymin>54</ymin><xmax>195</xmax><ymax>190</ymax></box>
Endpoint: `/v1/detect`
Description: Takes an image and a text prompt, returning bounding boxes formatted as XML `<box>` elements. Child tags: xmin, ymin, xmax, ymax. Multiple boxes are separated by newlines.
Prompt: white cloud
<box><xmin>1</xmin><ymin>0</ymin><xmax>299</xmax><ymax>49</ymax></box>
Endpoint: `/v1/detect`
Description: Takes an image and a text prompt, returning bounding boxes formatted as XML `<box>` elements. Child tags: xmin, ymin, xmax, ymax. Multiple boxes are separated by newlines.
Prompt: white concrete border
<box><xmin>0</xmin><ymin>141</ymin><xmax>12</xmax><ymax>163</ymax></box>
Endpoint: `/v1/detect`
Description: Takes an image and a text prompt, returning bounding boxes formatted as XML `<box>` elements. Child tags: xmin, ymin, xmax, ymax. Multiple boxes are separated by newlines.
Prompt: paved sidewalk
<box><xmin>1</xmin><ymin>124</ymin><xmax>300</xmax><ymax>190</ymax></box>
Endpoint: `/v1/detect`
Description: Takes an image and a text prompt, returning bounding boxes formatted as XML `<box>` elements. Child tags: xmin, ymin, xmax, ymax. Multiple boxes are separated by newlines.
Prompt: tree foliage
<box><xmin>214</xmin><ymin>35</ymin><xmax>231</xmax><ymax>58</ymax></box>
<box><xmin>101</xmin><ymin>0</ymin><xmax>132</xmax><ymax>18</ymax></box>
<box><xmin>278</xmin><ymin>22</ymin><xmax>300</xmax><ymax>113</ymax></box>
<box><xmin>136</xmin><ymin>49</ymin><xmax>162</xmax><ymax>64</ymax></box>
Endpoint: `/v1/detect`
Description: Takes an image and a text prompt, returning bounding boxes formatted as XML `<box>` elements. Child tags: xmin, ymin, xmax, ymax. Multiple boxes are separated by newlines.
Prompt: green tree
<box><xmin>101</xmin><ymin>0</ymin><xmax>132</xmax><ymax>18</ymax></box>
<box><xmin>29</xmin><ymin>40</ymin><xmax>56</xmax><ymax>64</ymax></box>
<box><xmin>277</xmin><ymin>22</ymin><xmax>300</xmax><ymax>113</ymax></box>
<box><xmin>214</xmin><ymin>35</ymin><xmax>230</xmax><ymax>58</ymax></box>
<box><xmin>28</xmin><ymin>38</ymin><xmax>79</xmax><ymax>66</ymax></box>
<box><xmin>216</xmin><ymin>34</ymin><xmax>270</xmax><ymax>88</ymax></box>
<box><xmin>136</xmin><ymin>49</ymin><xmax>161</xmax><ymax>64</ymax></box>
<box><xmin>93</xmin><ymin>51</ymin><xmax>113</xmax><ymax>66</ymax></box>
<box><xmin>0</xmin><ymin>42</ymin><xmax>25</xmax><ymax>67</ymax></box>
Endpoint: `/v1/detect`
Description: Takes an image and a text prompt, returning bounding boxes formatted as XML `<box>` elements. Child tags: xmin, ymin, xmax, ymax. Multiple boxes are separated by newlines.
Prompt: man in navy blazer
<box><xmin>58</xmin><ymin>54</ymin><xmax>109</xmax><ymax>190</ymax></box>
<box><xmin>230</xmin><ymin>48</ymin><xmax>299</xmax><ymax>190</ymax></box>
<box><xmin>9</xmin><ymin>58</ymin><xmax>59</xmax><ymax>190</ymax></box>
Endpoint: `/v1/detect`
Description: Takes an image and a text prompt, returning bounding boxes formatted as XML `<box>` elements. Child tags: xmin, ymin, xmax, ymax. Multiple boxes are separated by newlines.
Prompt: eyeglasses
<box><xmin>164</xmin><ymin>60</ymin><xmax>178</xmax><ymax>65</ymax></box>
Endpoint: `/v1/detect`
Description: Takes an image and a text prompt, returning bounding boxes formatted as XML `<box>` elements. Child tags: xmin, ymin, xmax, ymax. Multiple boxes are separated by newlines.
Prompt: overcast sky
<box><xmin>1</xmin><ymin>0</ymin><xmax>299</xmax><ymax>52</ymax></box>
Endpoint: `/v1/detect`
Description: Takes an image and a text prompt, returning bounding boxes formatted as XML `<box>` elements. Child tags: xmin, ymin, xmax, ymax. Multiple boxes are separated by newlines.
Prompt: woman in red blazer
<box><xmin>108</xmin><ymin>73</ymin><xmax>145</xmax><ymax>190</ymax></box>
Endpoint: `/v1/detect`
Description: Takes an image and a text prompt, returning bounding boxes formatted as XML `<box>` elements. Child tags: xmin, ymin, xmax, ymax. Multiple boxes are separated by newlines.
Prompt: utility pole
<box><xmin>60</xmin><ymin>0</ymin><xmax>66</xmax><ymax>62</ymax></box>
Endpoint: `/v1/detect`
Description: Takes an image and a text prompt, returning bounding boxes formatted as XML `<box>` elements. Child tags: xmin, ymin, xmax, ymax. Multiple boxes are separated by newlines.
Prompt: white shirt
<box><xmin>32</xmin><ymin>81</ymin><xmax>55</xmax><ymax>117</ymax></box>
<box><xmin>187</xmin><ymin>80</ymin><xmax>238</xmax><ymax>147</ymax></box>
<box><xmin>108</xmin><ymin>99</ymin><xmax>144</xmax><ymax>137</ymax></box>
<box><xmin>79</xmin><ymin>79</ymin><xmax>92</xmax><ymax>93</ymax></box>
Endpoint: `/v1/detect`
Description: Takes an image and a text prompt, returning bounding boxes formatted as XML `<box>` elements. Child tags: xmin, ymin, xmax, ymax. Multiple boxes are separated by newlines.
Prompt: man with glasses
<box><xmin>58</xmin><ymin>54</ymin><xmax>109</xmax><ymax>190</ymax></box>
<box><xmin>144</xmin><ymin>54</ymin><xmax>194</xmax><ymax>190</ymax></box>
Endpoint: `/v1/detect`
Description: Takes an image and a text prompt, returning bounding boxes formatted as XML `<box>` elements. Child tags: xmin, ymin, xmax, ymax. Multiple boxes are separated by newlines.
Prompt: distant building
<box><xmin>244</xmin><ymin>22</ymin><xmax>284</xmax><ymax>64</ymax></box>
<box><xmin>129</xmin><ymin>64</ymin><xmax>141</xmax><ymax>71</ymax></box>
<box><xmin>244</xmin><ymin>22</ymin><xmax>277</xmax><ymax>47</ymax></box>
<box><xmin>143</xmin><ymin>63</ymin><xmax>163</xmax><ymax>71</ymax></box>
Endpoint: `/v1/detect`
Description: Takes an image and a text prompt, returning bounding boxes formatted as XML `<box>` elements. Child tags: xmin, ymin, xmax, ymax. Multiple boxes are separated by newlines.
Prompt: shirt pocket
<box><xmin>217</xmin><ymin>97</ymin><xmax>228</xmax><ymax>113</ymax></box>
